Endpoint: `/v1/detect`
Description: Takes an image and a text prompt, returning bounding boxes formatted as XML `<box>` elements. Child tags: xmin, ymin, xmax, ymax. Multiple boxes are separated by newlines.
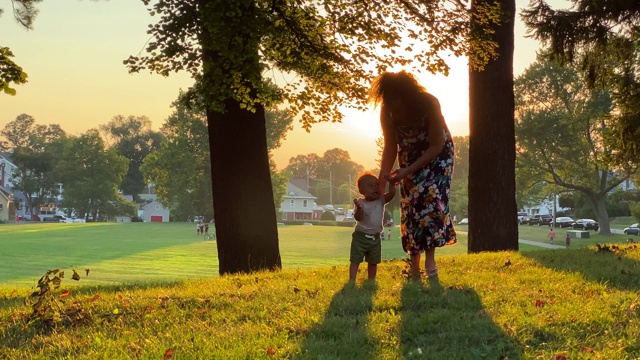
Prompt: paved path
<box><xmin>518</xmin><ymin>239</ymin><xmax>566</xmax><ymax>249</ymax></box>
<box><xmin>457</xmin><ymin>231</ymin><xmax>567</xmax><ymax>249</ymax></box>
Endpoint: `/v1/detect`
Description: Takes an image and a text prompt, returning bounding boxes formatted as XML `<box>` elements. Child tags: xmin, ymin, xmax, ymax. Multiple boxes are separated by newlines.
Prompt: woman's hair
<box><xmin>367</xmin><ymin>71</ymin><xmax>427</xmax><ymax>108</ymax></box>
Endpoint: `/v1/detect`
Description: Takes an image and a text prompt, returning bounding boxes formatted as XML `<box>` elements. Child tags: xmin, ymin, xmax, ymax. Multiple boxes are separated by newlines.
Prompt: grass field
<box><xmin>2</xmin><ymin>223</ymin><xmax>640</xmax><ymax>358</ymax></box>
<box><xmin>2</xmin><ymin>222</ymin><xmax>636</xmax><ymax>289</ymax></box>
<box><xmin>0</xmin><ymin>222</ymin><xmax>470</xmax><ymax>288</ymax></box>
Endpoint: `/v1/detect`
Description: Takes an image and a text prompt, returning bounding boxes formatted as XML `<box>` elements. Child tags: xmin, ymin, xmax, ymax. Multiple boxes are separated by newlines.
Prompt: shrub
<box><xmin>320</xmin><ymin>211</ymin><xmax>336</xmax><ymax>221</ymax></box>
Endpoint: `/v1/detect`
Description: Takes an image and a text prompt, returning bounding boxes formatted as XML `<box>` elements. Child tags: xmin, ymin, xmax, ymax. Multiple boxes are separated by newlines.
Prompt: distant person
<box><xmin>548</xmin><ymin>228</ymin><xmax>555</xmax><ymax>243</ymax></box>
<box><xmin>204</xmin><ymin>223</ymin><xmax>209</xmax><ymax>237</ymax></box>
<box><xmin>196</xmin><ymin>221</ymin><xmax>201</xmax><ymax>236</ymax></box>
<box><xmin>565</xmin><ymin>233</ymin><xmax>571</xmax><ymax>248</ymax></box>
<box><xmin>349</xmin><ymin>172</ymin><xmax>396</xmax><ymax>283</ymax></box>
<box><xmin>387</xmin><ymin>228</ymin><xmax>392</xmax><ymax>241</ymax></box>
<box><xmin>370</xmin><ymin>71</ymin><xmax>457</xmax><ymax>280</ymax></box>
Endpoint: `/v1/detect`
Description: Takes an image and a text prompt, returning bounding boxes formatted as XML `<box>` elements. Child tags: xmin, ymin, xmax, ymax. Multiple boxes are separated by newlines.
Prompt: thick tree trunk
<box><xmin>200</xmin><ymin>0</ymin><xmax>281</xmax><ymax>274</ymax></box>
<box><xmin>468</xmin><ymin>0</ymin><xmax>518</xmax><ymax>252</ymax></box>
<box><xmin>207</xmin><ymin>101</ymin><xmax>282</xmax><ymax>274</ymax></box>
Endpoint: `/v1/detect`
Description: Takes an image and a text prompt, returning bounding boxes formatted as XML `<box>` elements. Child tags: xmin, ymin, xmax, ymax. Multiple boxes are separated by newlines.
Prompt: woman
<box><xmin>369</xmin><ymin>71</ymin><xmax>457</xmax><ymax>280</ymax></box>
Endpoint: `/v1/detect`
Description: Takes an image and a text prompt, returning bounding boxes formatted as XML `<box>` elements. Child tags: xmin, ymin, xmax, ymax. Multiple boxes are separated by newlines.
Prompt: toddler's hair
<box><xmin>356</xmin><ymin>171</ymin><xmax>378</xmax><ymax>190</ymax></box>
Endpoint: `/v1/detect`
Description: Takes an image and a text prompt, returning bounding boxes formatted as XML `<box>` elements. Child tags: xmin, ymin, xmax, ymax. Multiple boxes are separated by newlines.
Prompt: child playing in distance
<box><xmin>350</xmin><ymin>172</ymin><xmax>396</xmax><ymax>282</ymax></box>
<box><xmin>548</xmin><ymin>228</ymin><xmax>555</xmax><ymax>243</ymax></box>
<box><xmin>565</xmin><ymin>233</ymin><xmax>571</xmax><ymax>248</ymax></box>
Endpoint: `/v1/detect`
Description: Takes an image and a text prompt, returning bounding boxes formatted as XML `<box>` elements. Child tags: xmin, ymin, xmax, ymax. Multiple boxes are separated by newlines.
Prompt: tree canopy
<box><xmin>522</xmin><ymin>0</ymin><xmax>640</xmax><ymax>162</ymax></box>
<box><xmin>514</xmin><ymin>58</ymin><xmax>637</xmax><ymax>234</ymax></box>
<box><xmin>127</xmin><ymin>0</ymin><xmax>500</xmax><ymax>128</ymax></box>
<box><xmin>0</xmin><ymin>0</ymin><xmax>43</xmax><ymax>95</ymax></box>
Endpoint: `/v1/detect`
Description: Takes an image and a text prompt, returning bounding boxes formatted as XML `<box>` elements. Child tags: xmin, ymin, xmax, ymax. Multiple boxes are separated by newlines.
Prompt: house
<box><xmin>0</xmin><ymin>153</ymin><xmax>18</xmax><ymax>190</ymax></box>
<box><xmin>142</xmin><ymin>200</ymin><xmax>170</xmax><ymax>222</ymax></box>
<box><xmin>280</xmin><ymin>179</ymin><xmax>321</xmax><ymax>221</ymax></box>
<box><xmin>0</xmin><ymin>186</ymin><xmax>15</xmax><ymax>222</ymax></box>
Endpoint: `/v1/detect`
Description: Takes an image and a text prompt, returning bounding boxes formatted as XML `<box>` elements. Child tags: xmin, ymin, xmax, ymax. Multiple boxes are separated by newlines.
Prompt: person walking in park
<box><xmin>565</xmin><ymin>233</ymin><xmax>570</xmax><ymax>248</ymax></box>
<box><xmin>548</xmin><ymin>228</ymin><xmax>555</xmax><ymax>244</ymax></box>
<box><xmin>370</xmin><ymin>71</ymin><xmax>457</xmax><ymax>280</ymax></box>
<box><xmin>349</xmin><ymin>172</ymin><xmax>396</xmax><ymax>282</ymax></box>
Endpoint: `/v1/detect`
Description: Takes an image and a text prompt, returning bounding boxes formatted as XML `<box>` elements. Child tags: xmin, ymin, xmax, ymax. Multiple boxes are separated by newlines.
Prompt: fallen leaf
<box><xmin>87</xmin><ymin>294</ymin><xmax>100</xmax><ymax>303</ymax></box>
<box><xmin>163</xmin><ymin>348</ymin><xmax>175</xmax><ymax>359</ymax></box>
<box><xmin>535</xmin><ymin>299</ymin><xmax>542</xmax><ymax>308</ymax></box>
<box><xmin>266</xmin><ymin>347</ymin><xmax>276</xmax><ymax>356</ymax></box>
<box><xmin>582</xmin><ymin>346</ymin><xmax>594</xmax><ymax>353</ymax></box>
<box><xmin>552</xmin><ymin>355</ymin><xmax>566</xmax><ymax>360</ymax></box>
<box><xmin>85</xmin><ymin>269</ymin><xmax>90</xmax><ymax>276</ymax></box>
<box><xmin>60</xmin><ymin>289</ymin><xmax>71</xmax><ymax>297</ymax></box>
<box><xmin>72</xmin><ymin>270</ymin><xmax>81</xmax><ymax>281</ymax></box>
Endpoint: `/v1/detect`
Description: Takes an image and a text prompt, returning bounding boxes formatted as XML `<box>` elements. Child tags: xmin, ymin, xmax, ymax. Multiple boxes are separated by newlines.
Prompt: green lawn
<box><xmin>0</xmin><ymin>222</ymin><xmax>470</xmax><ymax>288</ymax></box>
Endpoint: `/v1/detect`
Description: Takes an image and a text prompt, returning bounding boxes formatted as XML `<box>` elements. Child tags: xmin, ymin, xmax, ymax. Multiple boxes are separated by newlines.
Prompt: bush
<box><xmin>630</xmin><ymin>202</ymin><xmax>640</xmax><ymax>223</ymax></box>
<box><xmin>320</xmin><ymin>211</ymin><xmax>336</xmax><ymax>221</ymax></box>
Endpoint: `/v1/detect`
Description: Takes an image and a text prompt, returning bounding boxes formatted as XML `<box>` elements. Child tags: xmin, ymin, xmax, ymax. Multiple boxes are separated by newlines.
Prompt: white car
<box><xmin>458</xmin><ymin>218</ymin><xmax>469</xmax><ymax>225</ymax></box>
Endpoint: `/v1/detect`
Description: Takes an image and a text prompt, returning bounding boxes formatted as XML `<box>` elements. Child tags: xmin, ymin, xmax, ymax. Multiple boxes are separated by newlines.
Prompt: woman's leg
<box><xmin>410</xmin><ymin>253</ymin><xmax>421</xmax><ymax>277</ymax></box>
<box><xmin>425</xmin><ymin>248</ymin><xmax>437</xmax><ymax>276</ymax></box>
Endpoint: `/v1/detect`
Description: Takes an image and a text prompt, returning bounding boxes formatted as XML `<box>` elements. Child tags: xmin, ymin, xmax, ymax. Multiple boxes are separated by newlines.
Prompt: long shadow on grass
<box><xmin>522</xmin><ymin>245</ymin><xmax>640</xmax><ymax>292</ymax></box>
<box><xmin>399</xmin><ymin>278</ymin><xmax>523</xmax><ymax>358</ymax></box>
<box><xmin>297</xmin><ymin>282</ymin><xmax>379</xmax><ymax>359</ymax></box>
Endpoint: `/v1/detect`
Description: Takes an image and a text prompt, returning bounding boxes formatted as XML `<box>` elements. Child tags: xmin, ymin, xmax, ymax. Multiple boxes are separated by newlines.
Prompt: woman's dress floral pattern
<box><xmin>394</xmin><ymin>115</ymin><xmax>457</xmax><ymax>255</ymax></box>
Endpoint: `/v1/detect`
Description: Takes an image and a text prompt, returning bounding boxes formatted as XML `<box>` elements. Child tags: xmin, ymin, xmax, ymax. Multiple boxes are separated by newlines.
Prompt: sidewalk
<box><xmin>457</xmin><ymin>231</ymin><xmax>566</xmax><ymax>249</ymax></box>
<box><xmin>518</xmin><ymin>239</ymin><xmax>566</xmax><ymax>249</ymax></box>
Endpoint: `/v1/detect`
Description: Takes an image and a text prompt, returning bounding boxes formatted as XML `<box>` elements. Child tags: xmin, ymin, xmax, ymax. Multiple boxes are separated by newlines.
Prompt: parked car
<box><xmin>554</xmin><ymin>217</ymin><xmax>575</xmax><ymax>228</ymax></box>
<box><xmin>517</xmin><ymin>212</ymin><xmax>529</xmax><ymax>224</ymax></box>
<box><xmin>624</xmin><ymin>223</ymin><xmax>640</xmax><ymax>235</ymax></box>
<box><xmin>458</xmin><ymin>218</ymin><xmax>469</xmax><ymax>225</ymax></box>
<box><xmin>528</xmin><ymin>214</ymin><xmax>553</xmax><ymax>226</ymax></box>
<box><xmin>572</xmin><ymin>219</ymin><xmax>599</xmax><ymax>231</ymax></box>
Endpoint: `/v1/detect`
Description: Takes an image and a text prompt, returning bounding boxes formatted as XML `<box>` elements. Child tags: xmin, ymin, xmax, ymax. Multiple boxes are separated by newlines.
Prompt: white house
<box><xmin>280</xmin><ymin>179</ymin><xmax>320</xmax><ymax>221</ymax></box>
<box><xmin>142</xmin><ymin>200</ymin><xmax>170</xmax><ymax>222</ymax></box>
<box><xmin>0</xmin><ymin>153</ymin><xmax>18</xmax><ymax>190</ymax></box>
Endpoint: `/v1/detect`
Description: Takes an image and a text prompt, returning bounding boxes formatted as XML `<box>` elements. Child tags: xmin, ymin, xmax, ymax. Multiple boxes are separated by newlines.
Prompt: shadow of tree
<box><xmin>399</xmin><ymin>278</ymin><xmax>523</xmax><ymax>359</ymax></box>
<box><xmin>296</xmin><ymin>281</ymin><xmax>379</xmax><ymax>359</ymax></box>
<box><xmin>522</xmin><ymin>245</ymin><xmax>640</xmax><ymax>292</ymax></box>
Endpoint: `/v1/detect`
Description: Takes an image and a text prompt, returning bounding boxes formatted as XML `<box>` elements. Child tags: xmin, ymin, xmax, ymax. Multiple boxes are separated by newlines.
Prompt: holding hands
<box><xmin>386</xmin><ymin>167</ymin><xmax>411</xmax><ymax>184</ymax></box>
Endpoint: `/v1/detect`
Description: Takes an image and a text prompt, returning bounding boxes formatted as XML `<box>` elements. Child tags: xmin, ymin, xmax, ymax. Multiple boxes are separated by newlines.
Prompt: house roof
<box><xmin>0</xmin><ymin>186</ymin><xmax>11</xmax><ymax>201</ymax></box>
<box><xmin>284</xmin><ymin>181</ymin><xmax>316</xmax><ymax>199</ymax></box>
<box><xmin>0</xmin><ymin>152</ymin><xmax>16</xmax><ymax>167</ymax></box>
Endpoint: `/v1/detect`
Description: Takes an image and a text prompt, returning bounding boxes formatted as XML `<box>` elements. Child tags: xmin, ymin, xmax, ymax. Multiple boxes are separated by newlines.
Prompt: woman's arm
<box><xmin>379</xmin><ymin>103</ymin><xmax>397</xmax><ymax>182</ymax></box>
<box><xmin>389</xmin><ymin>95</ymin><xmax>446</xmax><ymax>182</ymax></box>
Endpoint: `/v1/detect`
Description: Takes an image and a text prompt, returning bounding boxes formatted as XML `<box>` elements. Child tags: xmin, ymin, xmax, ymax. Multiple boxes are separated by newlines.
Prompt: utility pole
<box><xmin>329</xmin><ymin>170</ymin><xmax>333</xmax><ymax>205</ymax></box>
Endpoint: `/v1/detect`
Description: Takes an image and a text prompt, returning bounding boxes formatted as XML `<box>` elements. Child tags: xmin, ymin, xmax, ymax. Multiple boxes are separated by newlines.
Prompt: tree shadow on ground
<box><xmin>522</xmin><ymin>245</ymin><xmax>640</xmax><ymax>292</ymax></box>
<box><xmin>296</xmin><ymin>281</ymin><xmax>379</xmax><ymax>359</ymax></box>
<box><xmin>399</xmin><ymin>277</ymin><xmax>523</xmax><ymax>359</ymax></box>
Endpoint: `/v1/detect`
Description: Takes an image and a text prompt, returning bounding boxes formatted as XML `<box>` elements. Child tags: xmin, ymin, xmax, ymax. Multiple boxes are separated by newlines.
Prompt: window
<box><xmin>289</xmin><ymin>199</ymin><xmax>294</xmax><ymax>208</ymax></box>
<box><xmin>303</xmin><ymin>200</ymin><xmax>308</xmax><ymax>208</ymax></box>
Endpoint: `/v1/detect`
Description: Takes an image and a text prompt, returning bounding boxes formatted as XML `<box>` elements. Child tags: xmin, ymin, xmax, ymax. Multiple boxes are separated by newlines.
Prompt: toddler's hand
<box><xmin>353</xmin><ymin>198</ymin><xmax>362</xmax><ymax>209</ymax></box>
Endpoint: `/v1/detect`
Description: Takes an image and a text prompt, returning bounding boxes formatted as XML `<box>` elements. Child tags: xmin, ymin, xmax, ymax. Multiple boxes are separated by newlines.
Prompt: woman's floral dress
<box><xmin>394</xmin><ymin>110</ymin><xmax>457</xmax><ymax>255</ymax></box>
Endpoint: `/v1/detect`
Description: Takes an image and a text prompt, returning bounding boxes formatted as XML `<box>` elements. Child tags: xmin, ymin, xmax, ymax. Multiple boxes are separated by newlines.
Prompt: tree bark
<box><xmin>200</xmin><ymin>0</ymin><xmax>282</xmax><ymax>274</ymax></box>
<box><xmin>207</xmin><ymin>101</ymin><xmax>282</xmax><ymax>274</ymax></box>
<box><xmin>468</xmin><ymin>0</ymin><xmax>518</xmax><ymax>252</ymax></box>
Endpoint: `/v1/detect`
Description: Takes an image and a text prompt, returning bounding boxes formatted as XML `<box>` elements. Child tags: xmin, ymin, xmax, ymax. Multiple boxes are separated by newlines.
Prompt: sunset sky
<box><xmin>0</xmin><ymin>0</ymin><xmax>569</xmax><ymax>171</ymax></box>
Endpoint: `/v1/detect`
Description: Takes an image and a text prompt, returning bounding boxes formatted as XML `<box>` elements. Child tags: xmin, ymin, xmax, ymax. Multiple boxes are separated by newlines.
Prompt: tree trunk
<box><xmin>200</xmin><ymin>0</ymin><xmax>282</xmax><ymax>274</ymax></box>
<box><xmin>468</xmin><ymin>0</ymin><xmax>518</xmax><ymax>252</ymax></box>
<box><xmin>207</xmin><ymin>101</ymin><xmax>282</xmax><ymax>274</ymax></box>
<box><xmin>590</xmin><ymin>194</ymin><xmax>612</xmax><ymax>236</ymax></box>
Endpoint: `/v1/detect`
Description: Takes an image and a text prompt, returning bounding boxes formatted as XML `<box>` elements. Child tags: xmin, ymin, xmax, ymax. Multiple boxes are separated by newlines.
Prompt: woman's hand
<box><xmin>387</xmin><ymin>167</ymin><xmax>411</xmax><ymax>184</ymax></box>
